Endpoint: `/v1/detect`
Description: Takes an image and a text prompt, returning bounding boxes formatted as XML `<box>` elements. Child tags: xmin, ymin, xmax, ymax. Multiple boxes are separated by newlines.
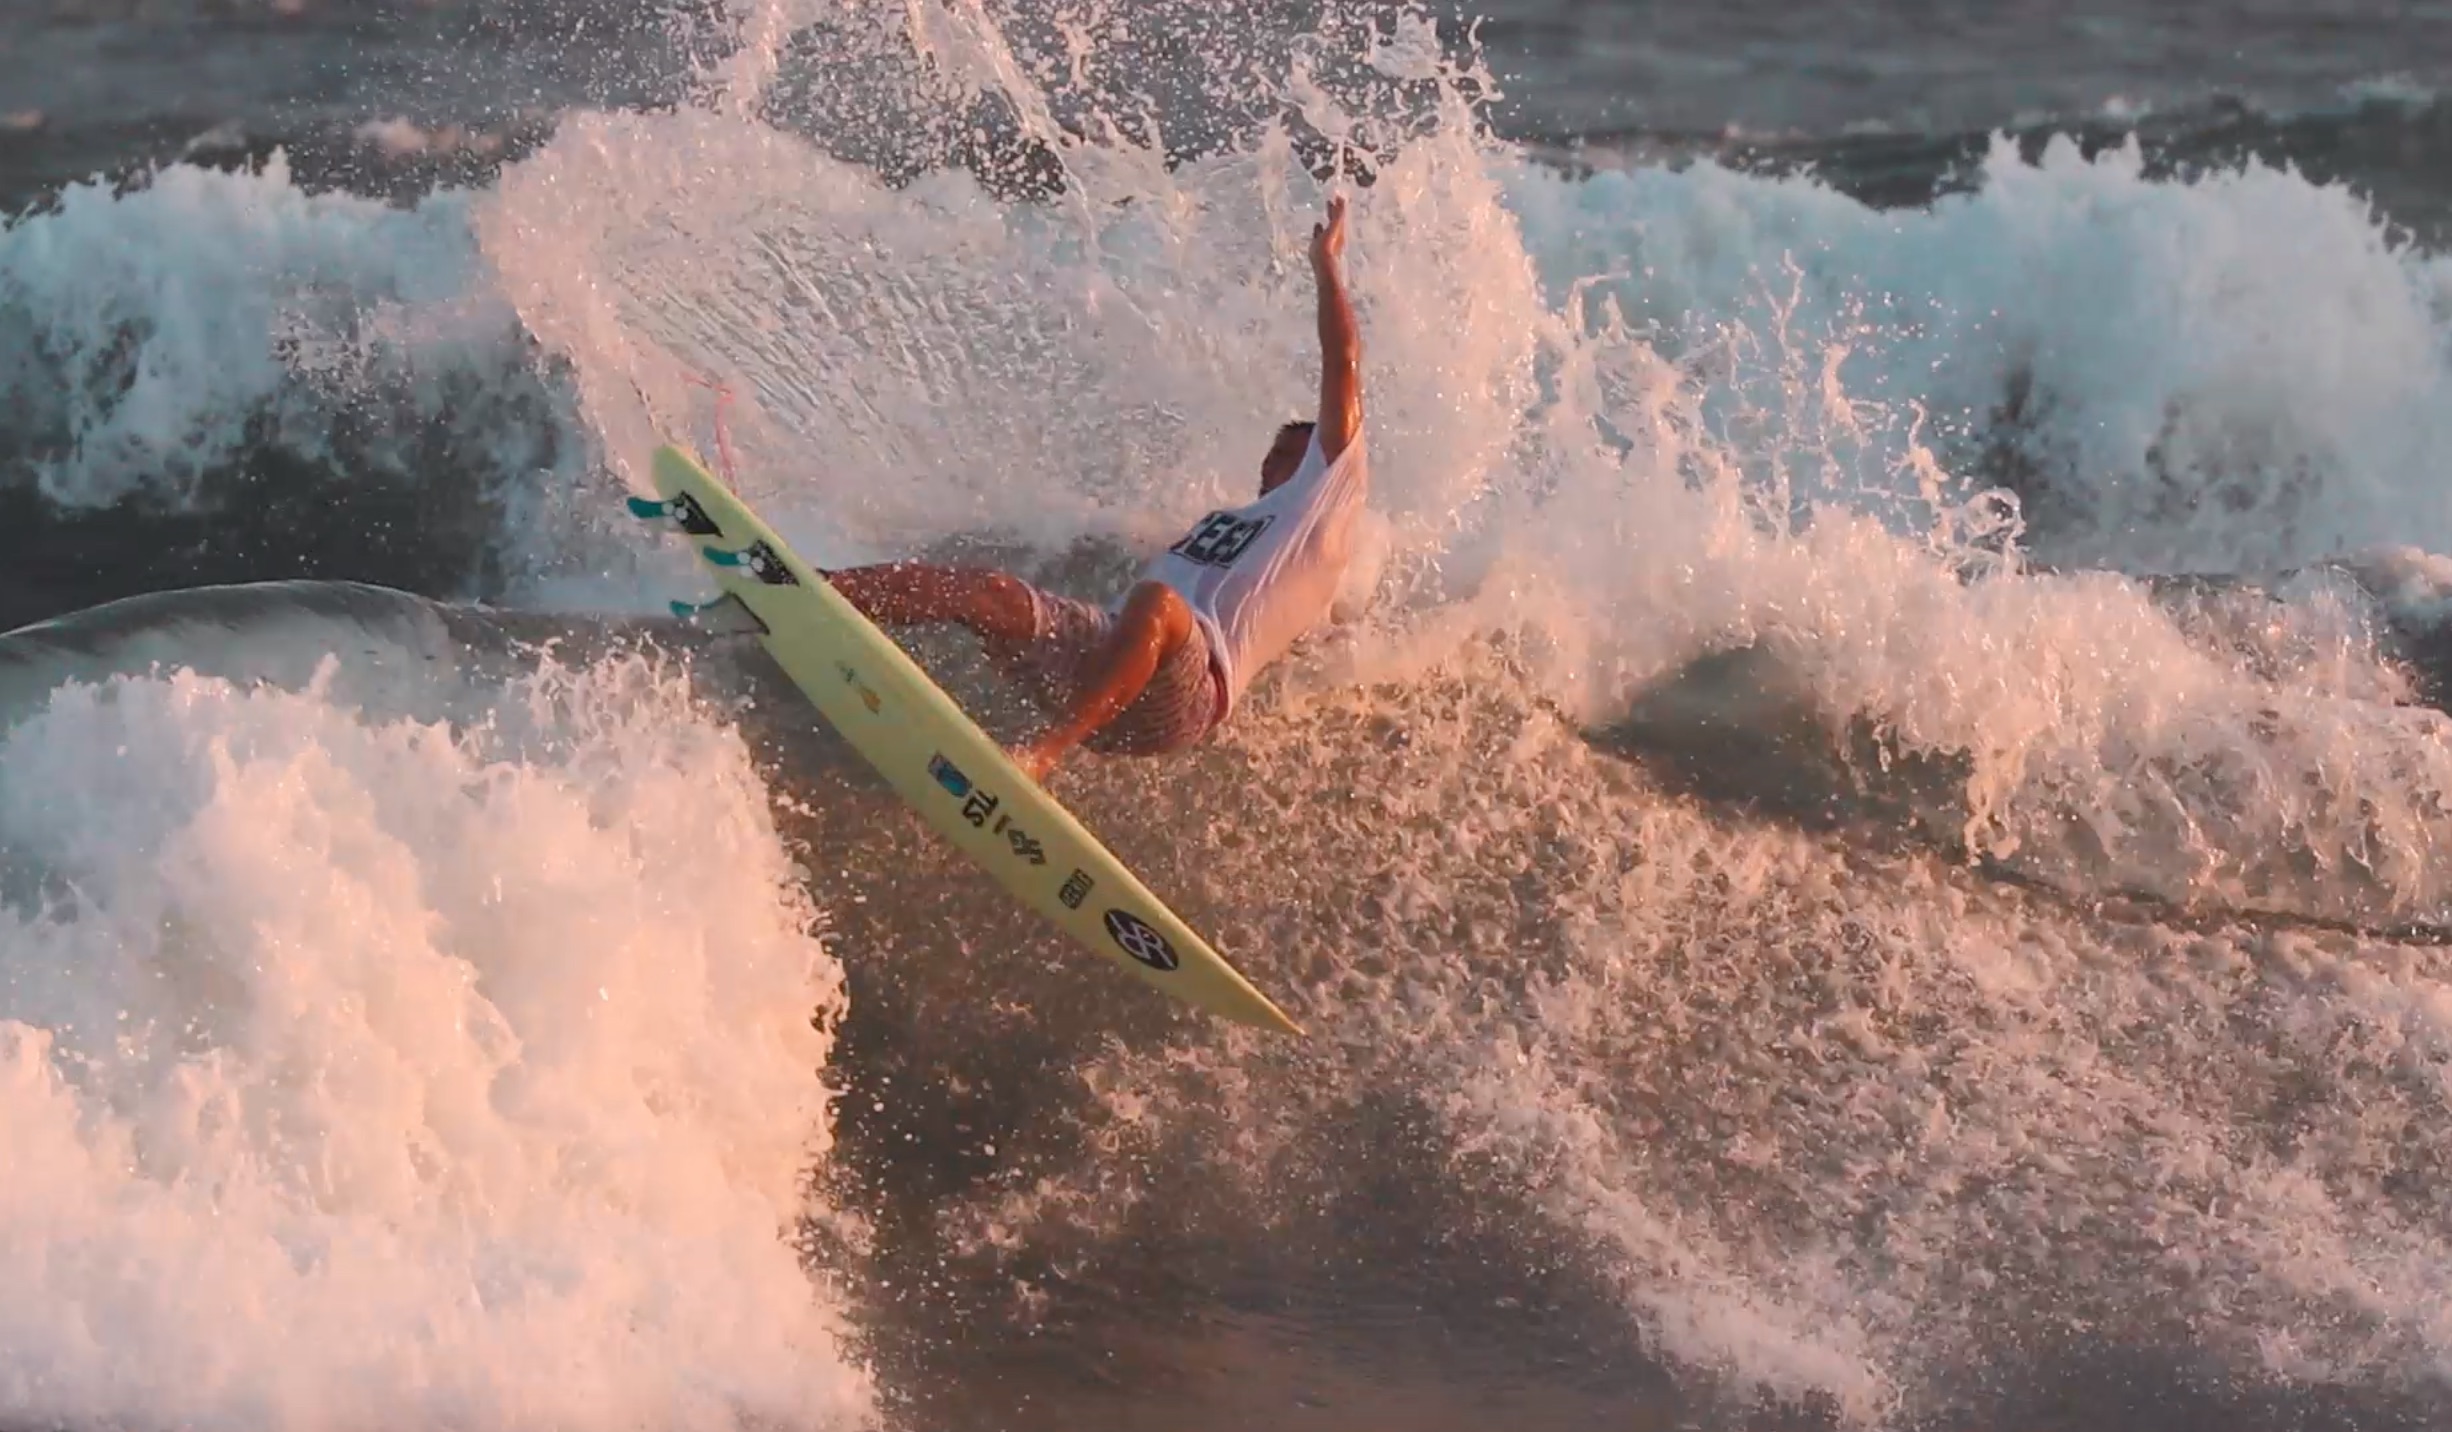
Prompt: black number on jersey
<box><xmin>1169</xmin><ymin>512</ymin><xmax>1275</xmax><ymax>568</ymax></box>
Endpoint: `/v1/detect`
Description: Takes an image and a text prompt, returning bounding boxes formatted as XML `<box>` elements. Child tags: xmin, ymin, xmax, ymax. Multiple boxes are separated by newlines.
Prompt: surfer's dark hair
<box><xmin>1261</xmin><ymin>419</ymin><xmax>1315</xmax><ymax>493</ymax></box>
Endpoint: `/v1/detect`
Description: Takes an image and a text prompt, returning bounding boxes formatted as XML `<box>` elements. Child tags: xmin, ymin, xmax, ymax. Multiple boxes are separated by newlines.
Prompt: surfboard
<box><xmin>634</xmin><ymin>444</ymin><xmax>1301</xmax><ymax>1036</ymax></box>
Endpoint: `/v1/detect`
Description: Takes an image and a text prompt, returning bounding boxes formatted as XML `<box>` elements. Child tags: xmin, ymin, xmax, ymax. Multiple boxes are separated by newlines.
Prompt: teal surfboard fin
<box><xmin>667</xmin><ymin>593</ymin><xmax>770</xmax><ymax>637</ymax></box>
<box><xmin>700</xmin><ymin>541</ymin><xmax>801</xmax><ymax>587</ymax></box>
<box><xmin>628</xmin><ymin>492</ymin><xmax>722</xmax><ymax>536</ymax></box>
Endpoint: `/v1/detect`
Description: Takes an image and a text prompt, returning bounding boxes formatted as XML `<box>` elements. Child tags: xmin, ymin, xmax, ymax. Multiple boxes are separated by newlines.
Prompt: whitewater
<box><xmin>8</xmin><ymin>2</ymin><xmax>2452</xmax><ymax>1428</ymax></box>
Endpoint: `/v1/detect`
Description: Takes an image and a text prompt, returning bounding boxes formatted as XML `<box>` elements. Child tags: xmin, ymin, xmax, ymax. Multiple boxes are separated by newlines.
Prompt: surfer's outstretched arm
<box><xmin>827</xmin><ymin>562</ymin><xmax>1040</xmax><ymax>644</ymax></box>
<box><xmin>1310</xmin><ymin>195</ymin><xmax>1362</xmax><ymax>461</ymax></box>
<box><xmin>1015</xmin><ymin>580</ymin><xmax>1193</xmax><ymax>780</ymax></box>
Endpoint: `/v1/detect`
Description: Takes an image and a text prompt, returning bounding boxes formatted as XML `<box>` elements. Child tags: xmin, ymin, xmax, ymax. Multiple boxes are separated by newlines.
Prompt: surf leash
<box><xmin>683</xmin><ymin>372</ymin><xmax>744</xmax><ymax>488</ymax></box>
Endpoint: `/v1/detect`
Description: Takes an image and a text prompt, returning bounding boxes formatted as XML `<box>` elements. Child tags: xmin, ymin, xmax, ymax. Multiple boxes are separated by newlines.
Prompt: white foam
<box><xmin>1473</xmin><ymin>141</ymin><xmax>2452</xmax><ymax>925</ymax></box>
<box><xmin>515</xmin><ymin>89</ymin><xmax>2452</xmax><ymax>924</ymax></box>
<box><xmin>474</xmin><ymin>74</ymin><xmax>1530</xmax><ymax>571</ymax></box>
<box><xmin>0</xmin><ymin>156</ymin><xmax>554</xmax><ymax>511</ymax></box>
<box><xmin>0</xmin><ymin>652</ymin><xmax>867</xmax><ymax>1431</ymax></box>
<box><xmin>356</xmin><ymin>116</ymin><xmax>438</xmax><ymax>155</ymax></box>
<box><xmin>1508</xmin><ymin>134</ymin><xmax>2452</xmax><ymax>576</ymax></box>
<box><xmin>1006</xmin><ymin>672</ymin><xmax>2452</xmax><ymax>1416</ymax></box>
<box><xmin>352</xmin><ymin>118</ymin><xmax>507</xmax><ymax>159</ymax></box>
<box><xmin>2341</xmin><ymin>74</ymin><xmax>2444</xmax><ymax>109</ymax></box>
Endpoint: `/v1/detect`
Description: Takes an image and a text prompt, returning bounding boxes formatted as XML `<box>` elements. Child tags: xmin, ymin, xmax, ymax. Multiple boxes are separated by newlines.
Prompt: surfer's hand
<box><xmin>1310</xmin><ymin>195</ymin><xmax>1348</xmax><ymax>274</ymax></box>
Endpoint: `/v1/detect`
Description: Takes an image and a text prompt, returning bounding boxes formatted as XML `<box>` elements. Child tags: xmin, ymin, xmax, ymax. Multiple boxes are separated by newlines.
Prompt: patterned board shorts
<box><xmin>980</xmin><ymin>586</ymin><xmax>1225</xmax><ymax>757</ymax></box>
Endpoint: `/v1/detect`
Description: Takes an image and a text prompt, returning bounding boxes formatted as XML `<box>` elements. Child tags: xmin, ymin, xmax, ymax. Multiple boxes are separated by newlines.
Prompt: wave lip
<box><xmin>0</xmin><ymin>593</ymin><xmax>866</xmax><ymax>1432</ymax></box>
<box><xmin>4</xmin><ymin>159</ymin><xmax>508</xmax><ymax>505</ymax></box>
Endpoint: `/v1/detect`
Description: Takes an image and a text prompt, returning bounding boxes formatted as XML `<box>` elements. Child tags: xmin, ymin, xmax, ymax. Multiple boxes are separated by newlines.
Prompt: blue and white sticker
<box><xmin>927</xmin><ymin>753</ymin><xmax>971</xmax><ymax>799</ymax></box>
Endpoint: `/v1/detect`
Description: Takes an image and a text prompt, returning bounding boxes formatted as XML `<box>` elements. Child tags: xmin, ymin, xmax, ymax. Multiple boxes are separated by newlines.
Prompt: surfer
<box><xmin>825</xmin><ymin>195</ymin><xmax>1371</xmax><ymax>781</ymax></box>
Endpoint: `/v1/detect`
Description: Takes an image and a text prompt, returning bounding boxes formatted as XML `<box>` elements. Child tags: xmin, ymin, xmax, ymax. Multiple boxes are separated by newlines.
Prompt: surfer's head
<box><xmin>1260</xmin><ymin>420</ymin><xmax>1314</xmax><ymax>494</ymax></box>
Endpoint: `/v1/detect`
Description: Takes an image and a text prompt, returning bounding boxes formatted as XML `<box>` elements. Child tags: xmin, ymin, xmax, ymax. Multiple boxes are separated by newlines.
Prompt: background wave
<box><xmin>9</xmin><ymin>2</ymin><xmax>2452</xmax><ymax>1428</ymax></box>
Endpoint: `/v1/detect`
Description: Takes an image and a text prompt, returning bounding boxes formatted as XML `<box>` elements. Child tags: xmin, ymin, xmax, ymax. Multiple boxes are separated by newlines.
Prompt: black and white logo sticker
<box><xmin>668</xmin><ymin>491</ymin><xmax>722</xmax><ymax>536</ymax></box>
<box><xmin>1103</xmin><ymin>909</ymin><xmax>1179</xmax><ymax>972</ymax></box>
<box><xmin>741</xmin><ymin>540</ymin><xmax>800</xmax><ymax>586</ymax></box>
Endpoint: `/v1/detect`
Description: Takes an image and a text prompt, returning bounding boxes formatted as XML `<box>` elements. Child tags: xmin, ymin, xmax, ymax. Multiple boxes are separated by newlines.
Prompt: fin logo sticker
<box><xmin>740</xmin><ymin>541</ymin><xmax>799</xmax><ymax>587</ymax></box>
<box><xmin>1058</xmin><ymin>869</ymin><xmax>1094</xmax><ymax>910</ymax></box>
<box><xmin>667</xmin><ymin>491</ymin><xmax>721</xmax><ymax>536</ymax></box>
<box><xmin>1103</xmin><ymin>909</ymin><xmax>1179</xmax><ymax>972</ymax></box>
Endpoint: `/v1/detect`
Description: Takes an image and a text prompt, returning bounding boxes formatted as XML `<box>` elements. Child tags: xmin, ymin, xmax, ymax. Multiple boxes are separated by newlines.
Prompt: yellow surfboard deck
<box><xmin>644</xmin><ymin>445</ymin><xmax>1300</xmax><ymax>1035</ymax></box>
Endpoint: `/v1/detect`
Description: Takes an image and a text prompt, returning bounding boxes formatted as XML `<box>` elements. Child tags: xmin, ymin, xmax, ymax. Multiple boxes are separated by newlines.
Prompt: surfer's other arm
<box><xmin>1013</xmin><ymin>581</ymin><xmax>1193</xmax><ymax>779</ymax></box>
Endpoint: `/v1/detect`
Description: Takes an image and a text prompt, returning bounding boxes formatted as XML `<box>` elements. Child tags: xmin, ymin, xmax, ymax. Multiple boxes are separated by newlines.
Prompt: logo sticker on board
<box><xmin>1103</xmin><ymin>909</ymin><xmax>1179</xmax><ymax>972</ymax></box>
<box><xmin>741</xmin><ymin>540</ymin><xmax>800</xmax><ymax>586</ymax></box>
<box><xmin>835</xmin><ymin>662</ymin><xmax>883</xmax><ymax>714</ymax></box>
<box><xmin>927</xmin><ymin>753</ymin><xmax>971</xmax><ymax>798</ymax></box>
<box><xmin>668</xmin><ymin>491</ymin><xmax>721</xmax><ymax>536</ymax></box>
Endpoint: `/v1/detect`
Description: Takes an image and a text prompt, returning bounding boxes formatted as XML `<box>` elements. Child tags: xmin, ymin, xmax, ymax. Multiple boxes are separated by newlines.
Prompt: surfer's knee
<box><xmin>972</xmin><ymin>571</ymin><xmax>1045</xmax><ymax>643</ymax></box>
<box><xmin>1119</xmin><ymin>580</ymin><xmax>1191</xmax><ymax>641</ymax></box>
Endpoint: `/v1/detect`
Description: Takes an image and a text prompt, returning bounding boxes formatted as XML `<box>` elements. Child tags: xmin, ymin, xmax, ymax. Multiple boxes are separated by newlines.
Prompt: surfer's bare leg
<box><xmin>1014</xmin><ymin>581</ymin><xmax>1193</xmax><ymax>780</ymax></box>
<box><xmin>827</xmin><ymin>563</ymin><xmax>1040</xmax><ymax>644</ymax></box>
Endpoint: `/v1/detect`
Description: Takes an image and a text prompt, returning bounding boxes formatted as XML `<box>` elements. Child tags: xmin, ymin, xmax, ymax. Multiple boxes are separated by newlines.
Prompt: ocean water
<box><xmin>8</xmin><ymin>2</ymin><xmax>2452</xmax><ymax>1429</ymax></box>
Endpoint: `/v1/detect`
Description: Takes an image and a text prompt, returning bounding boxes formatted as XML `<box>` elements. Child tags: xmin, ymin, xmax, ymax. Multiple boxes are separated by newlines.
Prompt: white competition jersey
<box><xmin>1136</xmin><ymin>432</ymin><xmax>1371</xmax><ymax>718</ymax></box>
